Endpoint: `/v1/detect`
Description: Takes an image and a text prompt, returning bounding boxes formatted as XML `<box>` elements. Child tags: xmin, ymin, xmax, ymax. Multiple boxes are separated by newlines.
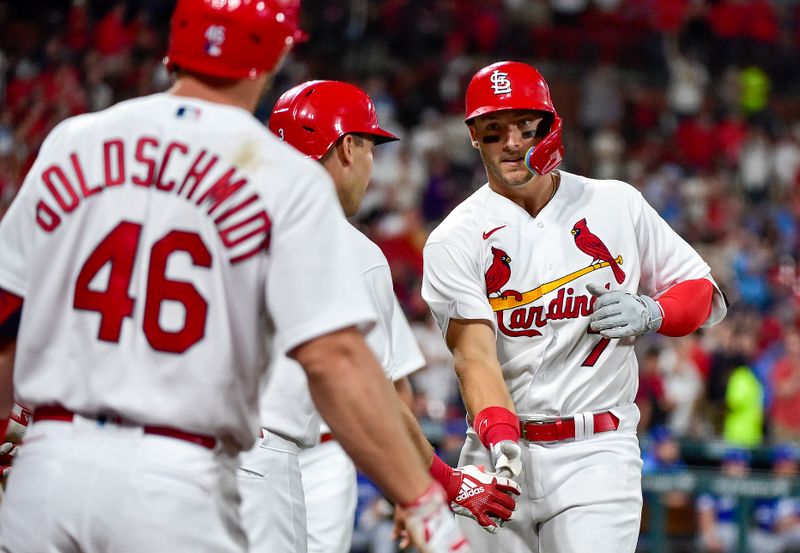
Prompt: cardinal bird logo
<box><xmin>571</xmin><ymin>218</ymin><xmax>625</xmax><ymax>284</ymax></box>
<box><xmin>485</xmin><ymin>247</ymin><xmax>522</xmax><ymax>300</ymax></box>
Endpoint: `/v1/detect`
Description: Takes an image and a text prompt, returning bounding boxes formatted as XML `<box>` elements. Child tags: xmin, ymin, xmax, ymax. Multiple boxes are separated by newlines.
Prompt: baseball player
<box><xmin>239</xmin><ymin>79</ymin><xmax>518</xmax><ymax>553</ymax></box>
<box><xmin>0</xmin><ymin>2</ymin><xmax>466</xmax><ymax>552</ymax></box>
<box><xmin>297</xmin><ymin>295</ymin><xmax>424</xmax><ymax>553</ymax></box>
<box><xmin>421</xmin><ymin>60</ymin><xmax>728</xmax><ymax>553</ymax></box>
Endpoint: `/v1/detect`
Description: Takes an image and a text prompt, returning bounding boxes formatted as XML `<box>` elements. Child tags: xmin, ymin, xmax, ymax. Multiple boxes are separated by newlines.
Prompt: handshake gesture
<box><xmin>432</xmin><ymin>455</ymin><xmax>521</xmax><ymax>533</ymax></box>
<box><xmin>447</xmin><ymin>464</ymin><xmax>521</xmax><ymax>532</ymax></box>
<box><xmin>396</xmin><ymin>458</ymin><xmax>521</xmax><ymax>552</ymax></box>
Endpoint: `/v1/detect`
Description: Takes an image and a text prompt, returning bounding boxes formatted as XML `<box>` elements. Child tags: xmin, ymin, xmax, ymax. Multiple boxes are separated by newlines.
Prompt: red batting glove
<box><xmin>430</xmin><ymin>455</ymin><xmax>521</xmax><ymax>533</ymax></box>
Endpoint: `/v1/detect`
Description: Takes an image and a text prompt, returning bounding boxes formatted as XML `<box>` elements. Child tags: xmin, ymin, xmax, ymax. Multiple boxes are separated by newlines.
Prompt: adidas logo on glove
<box><xmin>455</xmin><ymin>480</ymin><xmax>485</xmax><ymax>502</ymax></box>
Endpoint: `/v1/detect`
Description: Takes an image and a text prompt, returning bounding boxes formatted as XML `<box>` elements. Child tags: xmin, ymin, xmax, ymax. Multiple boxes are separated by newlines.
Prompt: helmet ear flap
<box><xmin>525</xmin><ymin>116</ymin><xmax>564</xmax><ymax>176</ymax></box>
<box><xmin>535</xmin><ymin>113</ymin><xmax>554</xmax><ymax>140</ymax></box>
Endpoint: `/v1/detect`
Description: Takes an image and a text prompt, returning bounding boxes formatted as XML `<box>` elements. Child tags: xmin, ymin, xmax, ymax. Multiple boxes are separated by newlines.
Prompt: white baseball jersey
<box><xmin>0</xmin><ymin>93</ymin><xmax>376</xmax><ymax>451</ymax></box>
<box><xmin>422</xmin><ymin>171</ymin><xmax>726</xmax><ymax>417</ymax></box>
<box><xmin>239</xmin><ymin>225</ymin><xmax>425</xmax><ymax>553</ymax></box>
<box><xmin>258</xmin><ymin>223</ymin><xmax>425</xmax><ymax>445</ymax></box>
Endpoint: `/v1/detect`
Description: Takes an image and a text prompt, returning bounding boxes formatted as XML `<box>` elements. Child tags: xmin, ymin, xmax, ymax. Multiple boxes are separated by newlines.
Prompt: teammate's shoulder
<box><xmin>269</xmin><ymin>138</ymin><xmax>332</xmax><ymax>187</ymax></box>
<box><xmin>426</xmin><ymin>185</ymin><xmax>490</xmax><ymax>247</ymax></box>
<box><xmin>41</xmin><ymin>107</ymin><xmax>107</xmax><ymax>145</ymax></box>
<box><xmin>43</xmin><ymin>95</ymin><xmax>164</xmax><ymax>143</ymax></box>
<box><xmin>345</xmin><ymin>223</ymin><xmax>389</xmax><ymax>267</ymax></box>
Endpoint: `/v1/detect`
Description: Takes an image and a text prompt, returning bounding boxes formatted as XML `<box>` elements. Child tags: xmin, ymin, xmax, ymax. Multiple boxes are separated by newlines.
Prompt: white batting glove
<box><xmin>586</xmin><ymin>283</ymin><xmax>662</xmax><ymax>338</ymax></box>
<box><xmin>402</xmin><ymin>483</ymin><xmax>471</xmax><ymax>553</ymax></box>
<box><xmin>449</xmin><ymin>465</ymin><xmax>520</xmax><ymax>533</ymax></box>
<box><xmin>490</xmin><ymin>440</ymin><xmax>523</xmax><ymax>479</ymax></box>
<box><xmin>1</xmin><ymin>404</ymin><xmax>31</xmax><ymax>483</ymax></box>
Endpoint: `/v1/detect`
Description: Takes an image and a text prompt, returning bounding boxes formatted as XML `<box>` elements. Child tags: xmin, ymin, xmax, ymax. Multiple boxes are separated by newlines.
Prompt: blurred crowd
<box><xmin>0</xmin><ymin>0</ymin><xmax>799</xmax><ymax>550</ymax></box>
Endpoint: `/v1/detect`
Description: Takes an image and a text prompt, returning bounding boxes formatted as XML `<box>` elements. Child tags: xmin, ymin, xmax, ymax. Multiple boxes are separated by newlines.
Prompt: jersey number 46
<box><xmin>73</xmin><ymin>220</ymin><xmax>210</xmax><ymax>354</ymax></box>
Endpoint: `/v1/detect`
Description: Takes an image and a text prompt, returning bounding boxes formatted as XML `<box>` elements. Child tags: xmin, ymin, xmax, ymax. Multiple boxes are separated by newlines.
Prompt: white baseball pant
<box><xmin>457</xmin><ymin>404</ymin><xmax>643</xmax><ymax>553</ymax></box>
<box><xmin>0</xmin><ymin>418</ymin><xmax>245</xmax><ymax>553</ymax></box>
<box><xmin>238</xmin><ymin>431</ymin><xmax>307</xmax><ymax>553</ymax></box>
<box><xmin>300</xmin><ymin>438</ymin><xmax>358</xmax><ymax>553</ymax></box>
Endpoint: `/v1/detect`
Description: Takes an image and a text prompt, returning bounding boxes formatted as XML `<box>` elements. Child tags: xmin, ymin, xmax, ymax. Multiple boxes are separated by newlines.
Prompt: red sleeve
<box><xmin>656</xmin><ymin>279</ymin><xmax>713</xmax><ymax>337</ymax></box>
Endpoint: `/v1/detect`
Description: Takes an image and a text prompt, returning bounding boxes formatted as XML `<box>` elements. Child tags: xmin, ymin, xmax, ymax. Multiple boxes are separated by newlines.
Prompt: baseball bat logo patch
<box><xmin>485</xmin><ymin>221</ymin><xmax>625</xmax><ymax>338</ymax></box>
<box><xmin>571</xmin><ymin>218</ymin><xmax>625</xmax><ymax>284</ymax></box>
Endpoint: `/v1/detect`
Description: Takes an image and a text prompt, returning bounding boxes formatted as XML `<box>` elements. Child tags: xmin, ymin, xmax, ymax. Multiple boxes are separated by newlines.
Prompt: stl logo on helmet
<box><xmin>490</xmin><ymin>70</ymin><xmax>512</xmax><ymax>95</ymax></box>
<box><xmin>204</xmin><ymin>25</ymin><xmax>226</xmax><ymax>58</ymax></box>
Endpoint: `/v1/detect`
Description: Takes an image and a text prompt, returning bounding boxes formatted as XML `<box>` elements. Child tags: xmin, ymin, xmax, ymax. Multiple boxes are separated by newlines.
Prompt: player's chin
<box><xmin>502</xmin><ymin>169</ymin><xmax>533</xmax><ymax>187</ymax></box>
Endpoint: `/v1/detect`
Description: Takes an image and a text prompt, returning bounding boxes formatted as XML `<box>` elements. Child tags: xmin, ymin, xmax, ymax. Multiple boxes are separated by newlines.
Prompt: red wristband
<box><xmin>473</xmin><ymin>406</ymin><xmax>520</xmax><ymax>449</ymax></box>
<box><xmin>429</xmin><ymin>454</ymin><xmax>457</xmax><ymax>501</ymax></box>
<box><xmin>657</xmin><ymin>279</ymin><xmax>714</xmax><ymax>337</ymax></box>
<box><xmin>430</xmin><ymin>454</ymin><xmax>453</xmax><ymax>486</ymax></box>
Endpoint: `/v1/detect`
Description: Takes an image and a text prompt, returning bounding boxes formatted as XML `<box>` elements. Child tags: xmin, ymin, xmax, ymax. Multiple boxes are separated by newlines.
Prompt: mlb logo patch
<box><xmin>176</xmin><ymin>105</ymin><xmax>202</xmax><ymax>120</ymax></box>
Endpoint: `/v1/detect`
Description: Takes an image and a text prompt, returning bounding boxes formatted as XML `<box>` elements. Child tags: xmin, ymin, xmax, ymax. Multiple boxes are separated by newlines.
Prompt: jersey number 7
<box><xmin>73</xmin><ymin>220</ymin><xmax>211</xmax><ymax>354</ymax></box>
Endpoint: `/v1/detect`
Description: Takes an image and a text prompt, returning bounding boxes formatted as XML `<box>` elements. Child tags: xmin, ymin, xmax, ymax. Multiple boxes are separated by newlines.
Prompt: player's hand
<box><xmin>0</xmin><ymin>442</ymin><xmax>18</xmax><ymax>480</ymax></box>
<box><xmin>401</xmin><ymin>482</ymin><xmax>471</xmax><ymax>553</ymax></box>
<box><xmin>5</xmin><ymin>404</ymin><xmax>31</xmax><ymax>444</ymax></box>
<box><xmin>0</xmin><ymin>404</ymin><xmax>31</xmax><ymax>486</ymax></box>
<box><xmin>447</xmin><ymin>464</ymin><xmax>520</xmax><ymax>533</ymax></box>
<box><xmin>392</xmin><ymin>505</ymin><xmax>412</xmax><ymax>549</ymax></box>
<box><xmin>586</xmin><ymin>283</ymin><xmax>662</xmax><ymax>338</ymax></box>
<box><xmin>490</xmin><ymin>440</ymin><xmax>523</xmax><ymax>479</ymax></box>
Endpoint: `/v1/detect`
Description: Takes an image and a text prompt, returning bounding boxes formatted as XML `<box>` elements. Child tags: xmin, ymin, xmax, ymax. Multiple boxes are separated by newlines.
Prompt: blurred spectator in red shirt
<box><xmin>65</xmin><ymin>0</ymin><xmax>90</xmax><ymax>52</ymax></box>
<box><xmin>94</xmin><ymin>3</ymin><xmax>133</xmax><ymax>56</ymax></box>
<box><xmin>717</xmin><ymin>114</ymin><xmax>747</xmax><ymax>167</ymax></box>
<box><xmin>771</xmin><ymin>329</ymin><xmax>800</xmax><ymax>442</ymax></box>
<box><xmin>636</xmin><ymin>347</ymin><xmax>672</xmax><ymax>434</ymax></box>
<box><xmin>675</xmin><ymin>109</ymin><xmax>719</xmax><ymax>171</ymax></box>
<box><xmin>744</xmin><ymin>0</ymin><xmax>779</xmax><ymax>44</ymax></box>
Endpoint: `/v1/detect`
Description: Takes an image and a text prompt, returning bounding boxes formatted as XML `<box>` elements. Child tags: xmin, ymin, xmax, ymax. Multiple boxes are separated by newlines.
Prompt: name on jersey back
<box><xmin>33</xmin><ymin>137</ymin><xmax>271</xmax><ymax>264</ymax></box>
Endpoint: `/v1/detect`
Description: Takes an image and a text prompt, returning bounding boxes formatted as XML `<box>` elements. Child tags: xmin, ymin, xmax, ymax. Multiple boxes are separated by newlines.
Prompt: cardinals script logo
<box><xmin>490</xmin><ymin>70</ymin><xmax>512</xmax><ymax>95</ymax></box>
<box><xmin>484</xmin><ymin>219</ymin><xmax>624</xmax><ymax>339</ymax></box>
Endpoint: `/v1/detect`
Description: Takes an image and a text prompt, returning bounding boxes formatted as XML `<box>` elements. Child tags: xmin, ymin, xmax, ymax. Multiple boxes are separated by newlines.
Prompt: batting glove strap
<box><xmin>402</xmin><ymin>482</ymin><xmax>471</xmax><ymax>553</ymax></box>
<box><xmin>490</xmin><ymin>440</ymin><xmax>523</xmax><ymax>479</ymax></box>
<box><xmin>448</xmin><ymin>465</ymin><xmax>521</xmax><ymax>534</ymax></box>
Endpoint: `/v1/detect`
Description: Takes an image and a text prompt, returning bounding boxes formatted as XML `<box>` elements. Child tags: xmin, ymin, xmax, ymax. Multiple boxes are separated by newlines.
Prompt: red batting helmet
<box><xmin>268</xmin><ymin>80</ymin><xmax>399</xmax><ymax>160</ymax></box>
<box><xmin>465</xmin><ymin>61</ymin><xmax>564</xmax><ymax>175</ymax></box>
<box><xmin>165</xmin><ymin>0</ymin><xmax>306</xmax><ymax>80</ymax></box>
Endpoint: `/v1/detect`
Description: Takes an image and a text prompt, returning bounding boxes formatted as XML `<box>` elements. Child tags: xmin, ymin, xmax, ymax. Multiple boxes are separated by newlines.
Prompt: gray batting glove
<box><xmin>586</xmin><ymin>283</ymin><xmax>662</xmax><ymax>338</ymax></box>
<box><xmin>490</xmin><ymin>440</ymin><xmax>523</xmax><ymax>479</ymax></box>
